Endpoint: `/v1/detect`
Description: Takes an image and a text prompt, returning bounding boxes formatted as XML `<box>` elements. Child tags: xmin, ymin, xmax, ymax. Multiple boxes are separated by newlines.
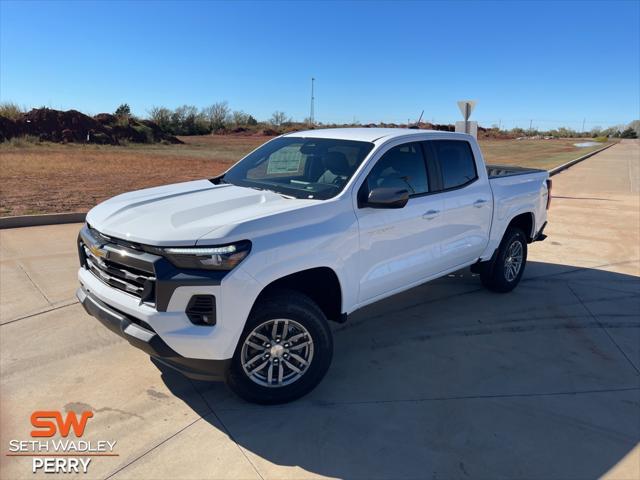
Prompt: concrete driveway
<box><xmin>1</xmin><ymin>140</ymin><xmax>638</xmax><ymax>479</ymax></box>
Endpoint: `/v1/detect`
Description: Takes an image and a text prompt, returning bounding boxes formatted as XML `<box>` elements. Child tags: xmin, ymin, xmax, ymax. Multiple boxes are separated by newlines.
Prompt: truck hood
<box><xmin>86</xmin><ymin>180</ymin><xmax>317</xmax><ymax>246</ymax></box>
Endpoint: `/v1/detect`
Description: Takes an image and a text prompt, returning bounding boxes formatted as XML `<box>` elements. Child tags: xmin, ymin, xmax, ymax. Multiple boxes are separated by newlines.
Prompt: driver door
<box><xmin>355</xmin><ymin>142</ymin><xmax>447</xmax><ymax>303</ymax></box>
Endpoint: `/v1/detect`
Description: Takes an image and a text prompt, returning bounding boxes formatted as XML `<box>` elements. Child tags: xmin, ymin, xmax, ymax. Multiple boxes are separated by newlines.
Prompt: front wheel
<box><xmin>226</xmin><ymin>290</ymin><xmax>333</xmax><ymax>404</ymax></box>
<box><xmin>480</xmin><ymin>227</ymin><xmax>528</xmax><ymax>293</ymax></box>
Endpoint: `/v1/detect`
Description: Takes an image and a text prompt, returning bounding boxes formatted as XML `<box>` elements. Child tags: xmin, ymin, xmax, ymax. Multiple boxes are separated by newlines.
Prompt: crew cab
<box><xmin>76</xmin><ymin>128</ymin><xmax>550</xmax><ymax>404</ymax></box>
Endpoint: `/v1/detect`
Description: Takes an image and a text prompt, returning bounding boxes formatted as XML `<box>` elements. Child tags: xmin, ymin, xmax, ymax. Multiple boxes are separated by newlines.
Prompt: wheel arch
<box><xmin>506</xmin><ymin>211</ymin><xmax>535</xmax><ymax>242</ymax></box>
<box><xmin>253</xmin><ymin>267</ymin><xmax>344</xmax><ymax>323</ymax></box>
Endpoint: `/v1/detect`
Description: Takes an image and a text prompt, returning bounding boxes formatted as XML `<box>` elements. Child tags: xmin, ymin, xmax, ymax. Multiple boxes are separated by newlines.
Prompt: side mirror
<box><xmin>364</xmin><ymin>187</ymin><xmax>409</xmax><ymax>209</ymax></box>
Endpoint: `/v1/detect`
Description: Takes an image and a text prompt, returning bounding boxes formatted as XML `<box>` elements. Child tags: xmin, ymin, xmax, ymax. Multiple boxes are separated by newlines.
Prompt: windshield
<box><xmin>216</xmin><ymin>137</ymin><xmax>375</xmax><ymax>200</ymax></box>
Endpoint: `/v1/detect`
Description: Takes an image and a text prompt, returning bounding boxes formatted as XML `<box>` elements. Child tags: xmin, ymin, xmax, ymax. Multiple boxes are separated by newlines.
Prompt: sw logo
<box><xmin>31</xmin><ymin>410</ymin><xmax>94</xmax><ymax>437</ymax></box>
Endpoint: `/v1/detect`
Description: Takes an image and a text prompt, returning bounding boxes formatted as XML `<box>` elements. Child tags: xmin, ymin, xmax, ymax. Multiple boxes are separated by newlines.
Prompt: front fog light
<box><xmin>163</xmin><ymin>240</ymin><xmax>251</xmax><ymax>271</ymax></box>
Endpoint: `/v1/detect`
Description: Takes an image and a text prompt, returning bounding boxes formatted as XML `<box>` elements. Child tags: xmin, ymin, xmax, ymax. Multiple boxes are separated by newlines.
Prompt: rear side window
<box><xmin>365</xmin><ymin>142</ymin><xmax>428</xmax><ymax>195</ymax></box>
<box><xmin>430</xmin><ymin>140</ymin><xmax>477</xmax><ymax>190</ymax></box>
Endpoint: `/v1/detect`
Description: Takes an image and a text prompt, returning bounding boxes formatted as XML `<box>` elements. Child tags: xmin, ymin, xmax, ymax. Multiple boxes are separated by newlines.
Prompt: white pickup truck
<box><xmin>76</xmin><ymin>128</ymin><xmax>550</xmax><ymax>403</ymax></box>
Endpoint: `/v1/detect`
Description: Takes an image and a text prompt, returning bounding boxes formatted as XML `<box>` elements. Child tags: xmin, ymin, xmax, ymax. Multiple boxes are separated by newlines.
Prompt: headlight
<box><xmin>163</xmin><ymin>240</ymin><xmax>251</xmax><ymax>271</ymax></box>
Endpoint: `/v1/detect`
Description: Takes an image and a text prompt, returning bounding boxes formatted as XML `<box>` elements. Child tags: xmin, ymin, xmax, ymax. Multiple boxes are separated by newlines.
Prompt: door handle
<box><xmin>422</xmin><ymin>209</ymin><xmax>440</xmax><ymax>220</ymax></box>
<box><xmin>473</xmin><ymin>199</ymin><xmax>488</xmax><ymax>208</ymax></box>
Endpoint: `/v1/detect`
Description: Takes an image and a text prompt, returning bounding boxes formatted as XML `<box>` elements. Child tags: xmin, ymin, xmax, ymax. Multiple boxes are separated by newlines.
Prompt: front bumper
<box><xmin>77</xmin><ymin>286</ymin><xmax>230</xmax><ymax>381</ymax></box>
<box><xmin>76</xmin><ymin>224</ymin><xmax>262</xmax><ymax>360</ymax></box>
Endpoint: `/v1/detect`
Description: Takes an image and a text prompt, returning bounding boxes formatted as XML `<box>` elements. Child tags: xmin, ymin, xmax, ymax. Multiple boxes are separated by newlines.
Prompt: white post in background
<box><xmin>309</xmin><ymin>77</ymin><xmax>315</xmax><ymax>128</ymax></box>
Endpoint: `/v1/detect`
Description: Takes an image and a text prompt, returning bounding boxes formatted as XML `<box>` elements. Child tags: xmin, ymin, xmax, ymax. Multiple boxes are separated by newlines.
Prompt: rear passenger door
<box><xmin>355</xmin><ymin>141</ymin><xmax>447</xmax><ymax>303</ymax></box>
<box><xmin>423</xmin><ymin>140</ymin><xmax>492</xmax><ymax>268</ymax></box>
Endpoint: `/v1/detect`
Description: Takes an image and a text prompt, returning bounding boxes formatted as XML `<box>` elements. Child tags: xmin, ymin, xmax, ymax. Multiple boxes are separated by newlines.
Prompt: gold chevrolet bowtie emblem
<box><xmin>89</xmin><ymin>244</ymin><xmax>107</xmax><ymax>258</ymax></box>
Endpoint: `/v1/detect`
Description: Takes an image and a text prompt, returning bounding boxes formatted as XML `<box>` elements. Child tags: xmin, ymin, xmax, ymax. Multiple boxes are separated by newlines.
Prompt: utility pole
<box><xmin>529</xmin><ymin>119</ymin><xmax>533</xmax><ymax>132</ymax></box>
<box><xmin>309</xmin><ymin>77</ymin><xmax>315</xmax><ymax>128</ymax></box>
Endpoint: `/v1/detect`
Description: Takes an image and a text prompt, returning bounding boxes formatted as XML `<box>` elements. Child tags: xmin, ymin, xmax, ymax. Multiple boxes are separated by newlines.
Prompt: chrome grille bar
<box><xmin>79</xmin><ymin>225</ymin><xmax>157</xmax><ymax>304</ymax></box>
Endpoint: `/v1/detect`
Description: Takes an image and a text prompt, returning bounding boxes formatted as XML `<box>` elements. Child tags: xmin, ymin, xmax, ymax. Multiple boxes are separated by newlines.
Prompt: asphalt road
<box><xmin>1</xmin><ymin>140</ymin><xmax>638</xmax><ymax>480</ymax></box>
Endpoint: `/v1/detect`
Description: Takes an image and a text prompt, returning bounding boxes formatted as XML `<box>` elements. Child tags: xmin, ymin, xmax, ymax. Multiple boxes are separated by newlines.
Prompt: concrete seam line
<box><xmin>0</xmin><ymin>212</ymin><xmax>86</xmax><ymax>229</ymax></box>
<box><xmin>0</xmin><ymin>300</ymin><xmax>78</xmax><ymax>326</ymax></box>
<box><xmin>103</xmin><ymin>417</ymin><xmax>204</xmax><ymax>480</ymax></box>
<box><xmin>549</xmin><ymin>142</ymin><xmax>617</xmax><ymax>177</ymax></box>
<box><xmin>187</xmin><ymin>378</ymin><xmax>266</xmax><ymax>480</ymax></box>
<box><xmin>16</xmin><ymin>261</ymin><xmax>53</xmax><ymax>305</ymax></box>
<box><xmin>566</xmin><ymin>282</ymin><xmax>640</xmax><ymax>376</ymax></box>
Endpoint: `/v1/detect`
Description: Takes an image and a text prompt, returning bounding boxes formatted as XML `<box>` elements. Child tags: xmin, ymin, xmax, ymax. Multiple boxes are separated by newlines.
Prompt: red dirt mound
<box><xmin>0</xmin><ymin>108</ymin><xmax>182</xmax><ymax>145</ymax></box>
<box><xmin>23</xmin><ymin>108</ymin><xmax>113</xmax><ymax>143</ymax></box>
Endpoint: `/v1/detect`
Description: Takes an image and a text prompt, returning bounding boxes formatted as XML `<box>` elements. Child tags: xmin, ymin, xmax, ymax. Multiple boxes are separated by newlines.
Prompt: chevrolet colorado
<box><xmin>76</xmin><ymin>128</ymin><xmax>550</xmax><ymax>404</ymax></box>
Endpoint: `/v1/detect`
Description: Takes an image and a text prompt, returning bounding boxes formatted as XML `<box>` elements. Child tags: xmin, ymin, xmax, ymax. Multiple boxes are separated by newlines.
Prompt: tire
<box><xmin>480</xmin><ymin>227</ymin><xmax>528</xmax><ymax>293</ymax></box>
<box><xmin>226</xmin><ymin>289</ymin><xmax>333</xmax><ymax>404</ymax></box>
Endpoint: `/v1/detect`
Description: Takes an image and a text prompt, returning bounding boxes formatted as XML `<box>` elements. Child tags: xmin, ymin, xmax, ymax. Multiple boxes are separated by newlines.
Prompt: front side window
<box><xmin>219</xmin><ymin>137</ymin><xmax>374</xmax><ymax>200</ymax></box>
<box><xmin>364</xmin><ymin>142</ymin><xmax>429</xmax><ymax>196</ymax></box>
<box><xmin>430</xmin><ymin>140</ymin><xmax>477</xmax><ymax>190</ymax></box>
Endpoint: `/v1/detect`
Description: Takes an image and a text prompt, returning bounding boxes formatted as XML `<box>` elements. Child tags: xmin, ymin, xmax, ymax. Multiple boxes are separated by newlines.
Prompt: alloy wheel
<box><xmin>504</xmin><ymin>240</ymin><xmax>523</xmax><ymax>282</ymax></box>
<box><xmin>241</xmin><ymin>319</ymin><xmax>314</xmax><ymax>387</ymax></box>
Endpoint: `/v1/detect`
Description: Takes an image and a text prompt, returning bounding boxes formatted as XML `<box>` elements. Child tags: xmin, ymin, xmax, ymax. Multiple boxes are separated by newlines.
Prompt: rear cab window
<box><xmin>424</xmin><ymin>140</ymin><xmax>478</xmax><ymax>191</ymax></box>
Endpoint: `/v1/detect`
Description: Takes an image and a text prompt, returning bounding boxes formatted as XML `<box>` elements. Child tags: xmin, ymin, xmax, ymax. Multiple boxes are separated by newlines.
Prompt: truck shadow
<box><xmin>156</xmin><ymin>260</ymin><xmax>639</xmax><ymax>479</ymax></box>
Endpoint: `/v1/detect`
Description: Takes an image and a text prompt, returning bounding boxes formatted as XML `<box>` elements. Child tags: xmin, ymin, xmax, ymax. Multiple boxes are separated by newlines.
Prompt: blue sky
<box><xmin>1</xmin><ymin>0</ymin><xmax>638</xmax><ymax>130</ymax></box>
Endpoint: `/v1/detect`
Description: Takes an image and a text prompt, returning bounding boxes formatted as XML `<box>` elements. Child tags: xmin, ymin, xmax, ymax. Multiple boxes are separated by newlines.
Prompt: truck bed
<box><xmin>486</xmin><ymin>164</ymin><xmax>546</xmax><ymax>178</ymax></box>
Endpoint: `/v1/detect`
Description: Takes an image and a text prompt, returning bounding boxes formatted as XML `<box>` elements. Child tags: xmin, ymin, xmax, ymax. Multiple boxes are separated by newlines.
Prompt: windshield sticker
<box><xmin>267</xmin><ymin>155</ymin><xmax>302</xmax><ymax>174</ymax></box>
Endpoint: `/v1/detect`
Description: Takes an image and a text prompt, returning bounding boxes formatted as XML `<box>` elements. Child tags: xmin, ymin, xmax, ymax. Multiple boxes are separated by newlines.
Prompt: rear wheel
<box><xmin>480</xmin><ymin>227</ymin><xmax>528</xmax><ymax>293</ymax></box>
<box><xmin>226</xmin><ymin>290</ymin><xmax>333</xmax><ymax>404</ymax></box>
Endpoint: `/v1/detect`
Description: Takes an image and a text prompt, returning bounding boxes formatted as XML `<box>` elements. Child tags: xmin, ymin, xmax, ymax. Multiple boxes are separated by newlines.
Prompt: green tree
<box><xmin>171</xmin><ymin>105</ymin><xmax>209</xmax><ymax>135</ymax></box>
<box><xmin>620</xmin><ymin>127</ymin><xmax>638</xmax><ymax>139</ymax></box>
<box><xmin>115</xmin><ymin>103</ymin><xmax>131</xmax><ymax>118</ymax></box>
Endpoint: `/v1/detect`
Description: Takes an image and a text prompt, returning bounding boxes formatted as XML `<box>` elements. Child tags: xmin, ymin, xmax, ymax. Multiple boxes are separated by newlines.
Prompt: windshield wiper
<box><xmin>210</xmin><ymin>174</ymin><xmax>228</xmax><ymax>185</ymax></box>
<box><xmin>277</xmin><ymin>192</ymin><xmax>296</xmax><ymax>199</ymax></box>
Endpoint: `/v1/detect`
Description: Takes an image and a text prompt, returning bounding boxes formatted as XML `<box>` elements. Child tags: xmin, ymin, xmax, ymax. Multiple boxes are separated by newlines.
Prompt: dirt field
<box><xmin>0</xmin><ymin>135</ymin><xmax>609</xmax><ymax>216</ymax></box>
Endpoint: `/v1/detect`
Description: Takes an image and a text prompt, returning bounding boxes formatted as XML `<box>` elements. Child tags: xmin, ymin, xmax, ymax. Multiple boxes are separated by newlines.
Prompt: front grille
<box><xmin>79</xmin><ymin>227</ymin><xmax>157</xmax><ymax>305</ymax></box>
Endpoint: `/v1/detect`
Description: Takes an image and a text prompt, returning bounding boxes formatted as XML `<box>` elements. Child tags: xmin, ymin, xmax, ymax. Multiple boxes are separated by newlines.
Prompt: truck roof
<box><xmin>284</xmin><ymin>127</ymin><xmax>469</xmax><ymax>143</ymax></box>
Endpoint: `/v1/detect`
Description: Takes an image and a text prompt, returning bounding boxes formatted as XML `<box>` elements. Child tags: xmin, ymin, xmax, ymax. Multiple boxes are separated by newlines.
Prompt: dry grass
<box><xmin>480</xmin><ymin>138</ymin><xmax>608</xmax><ymax>170</ymax></box>
<box><xmin>0</xmin><ymin>135</ymin><xmax>610</xmax><ymax>217</ymax></box>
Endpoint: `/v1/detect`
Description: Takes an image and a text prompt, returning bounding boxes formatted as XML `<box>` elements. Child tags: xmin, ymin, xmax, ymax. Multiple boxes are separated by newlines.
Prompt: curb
<box><xmin>549</xmin><ymin>142</ymin><xmax>616</xmax><ymax>177</ymax></box>
<box><xmin>0</xmin><ymin>141</ymin><xmax>619</xmax><ymax>230</ymax></box>
<box><xmin>0</xmin><ymin>212</ymin><xmax>86</xmax><ymax>230</ymax></box>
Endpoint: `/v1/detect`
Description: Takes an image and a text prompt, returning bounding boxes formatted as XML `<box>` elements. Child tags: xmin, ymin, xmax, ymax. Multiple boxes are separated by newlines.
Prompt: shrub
<box><xmin>6</xmin><ymin>135</ymin><xmax>41</xmax><ymax>146</ymax></box>
<box><xmin>132</xmin><ymin>124</ymin><xmax>154</xmax><ymax>143</ymax></box>
<box><xmin>90</xmin><ymin>132</ymin><xmax>112</xmax><ymax>144</ymax></box>
<box><xmin>0</xmin><ymin>102</ymin><xmax>24</xmax><ymax>120</ymax></box>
